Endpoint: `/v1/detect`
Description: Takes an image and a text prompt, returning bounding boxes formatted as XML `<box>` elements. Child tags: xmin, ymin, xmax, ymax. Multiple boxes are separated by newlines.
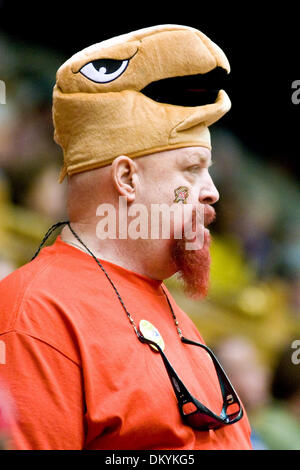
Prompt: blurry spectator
<box><xmin>214</xmin><ymin>335</ymin><xmax>271</xmax><ymax>449</ymax></box>
<box><xmin>273</xmin><ymin>342</ymin><xmax>300</xmax><ymax>418</ymax></box>
<box><xmin>252</xmin><ymin>342</ymin><xmax>300</xmax><ymax>449</ymax></box>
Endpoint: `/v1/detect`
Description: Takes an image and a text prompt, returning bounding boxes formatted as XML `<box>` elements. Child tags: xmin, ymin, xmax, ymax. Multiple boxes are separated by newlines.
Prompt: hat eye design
<box><xmin>80</xmin><ymin>58</ymin><xmax>129</xmax><ymax>83</ymax></box>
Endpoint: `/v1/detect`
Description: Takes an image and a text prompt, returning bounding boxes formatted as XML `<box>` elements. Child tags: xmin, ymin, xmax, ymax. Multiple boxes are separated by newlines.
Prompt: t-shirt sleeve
<box><xmin>0</xmin><ymin>330</ymin><xmax>85</xmax><ymax>450</ymax></box>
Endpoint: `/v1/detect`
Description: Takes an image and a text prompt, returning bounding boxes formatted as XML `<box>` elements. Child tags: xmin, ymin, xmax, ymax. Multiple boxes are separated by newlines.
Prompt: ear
<box><xmin>111</xmin><ymin>156</ymin><xmax>138</xmax><ymax>203</ymax></box>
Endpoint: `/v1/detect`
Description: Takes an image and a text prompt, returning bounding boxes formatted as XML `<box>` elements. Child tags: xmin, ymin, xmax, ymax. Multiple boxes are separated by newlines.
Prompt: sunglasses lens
<box><xmin>226</xmin><ymin>402</ymin><xmax>240</xmax><ymax>416</ymax></box>
<box><xmin>182</xmin><ymin>402</ymin><xmax>198</xmax><ymax>415</ymax></box>
<box><xmin>183</xmin><ymin>402</ymin><xmax>242</xmax><ymax>431</ymax></box>
<box><xmin>185</xmin><ymin>411</ymin><xmax>223</xmax><ymax>430</ymax></box>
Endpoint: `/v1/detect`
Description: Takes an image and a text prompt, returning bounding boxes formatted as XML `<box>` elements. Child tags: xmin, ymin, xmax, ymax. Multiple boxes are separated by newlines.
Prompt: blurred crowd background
<box><xmin>0</xmin><ymin>25</ymin><xmax>299</xmax><ymax>450</ymax></box>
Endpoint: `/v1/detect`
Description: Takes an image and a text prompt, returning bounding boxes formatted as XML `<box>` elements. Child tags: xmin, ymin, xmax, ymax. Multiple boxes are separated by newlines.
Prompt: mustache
<box><xmin>204</xmin><ymin>205</ymin><xmax>216</xmax><ymax>228</ymax></box>
<box><xmin>181</xmin><ymin>204</ymin><xmax>216</xmax><ymax>248</ymax></box>
<box><xmin>188</xmin><ymin>205</ymin><xmax>216</xmax><ymax>232</ymax></box>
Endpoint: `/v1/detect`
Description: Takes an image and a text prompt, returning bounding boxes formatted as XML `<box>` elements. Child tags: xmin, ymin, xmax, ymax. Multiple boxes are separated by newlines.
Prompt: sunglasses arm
<box><xmin>137</xmin><ymin>332</ymin><xmax>210</xmax><ymax>414</ymax></box>
<box><xmin>181</xmin><ymin>337</ymin><xmax>243</xmax><ymax>419</ymax></box>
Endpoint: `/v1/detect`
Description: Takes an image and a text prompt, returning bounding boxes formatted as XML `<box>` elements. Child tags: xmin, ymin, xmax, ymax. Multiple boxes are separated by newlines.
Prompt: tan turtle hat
<box><xmin>53</xmin><ymin>24</ymin><xmax>231</xmax><ymax>182</ymax></box>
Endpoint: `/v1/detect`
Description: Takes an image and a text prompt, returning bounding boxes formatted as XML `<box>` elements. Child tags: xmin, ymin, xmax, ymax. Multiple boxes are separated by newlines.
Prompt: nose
<box><xmin>198</xmin><ymin>170</ymin><xmax>220</xmax><ymax>205</ymax></box>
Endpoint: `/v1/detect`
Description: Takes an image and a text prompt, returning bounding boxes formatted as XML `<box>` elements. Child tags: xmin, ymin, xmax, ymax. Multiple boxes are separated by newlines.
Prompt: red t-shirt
<box><xmin>0</xmin><ymin>236</ymin><xmax>252</xmax><ymax>449</ymax></box>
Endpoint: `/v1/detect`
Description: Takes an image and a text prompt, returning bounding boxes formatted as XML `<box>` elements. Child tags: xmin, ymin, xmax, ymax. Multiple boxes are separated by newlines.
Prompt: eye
<box><xmin>187</xmin><ymin>165</ymin><xmax>202</xmax><ymax>172</ymax></box>
<box><xmin>80</xmin><ymin>58</ymin><xmax>129</xmax><ymax>83</ymax></box>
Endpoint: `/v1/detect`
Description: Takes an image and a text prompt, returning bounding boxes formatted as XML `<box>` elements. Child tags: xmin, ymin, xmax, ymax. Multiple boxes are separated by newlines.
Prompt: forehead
<box><xmin>176</xmin><ymin>147</ymin><xmax>212</xmax><ymax>163</ymax></box>
<box><xmin>137</xmin><ymin>146</ymin><xmax>212</xmax><ymax>172</ymax></box>
<box><xmin>168</xmin><ymin>147</ymin><xmax>212</xmax><ymax>169</ymax></box>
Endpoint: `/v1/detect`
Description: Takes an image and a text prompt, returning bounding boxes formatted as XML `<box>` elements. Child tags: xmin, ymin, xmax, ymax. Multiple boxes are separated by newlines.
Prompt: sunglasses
<box><xmin>137</xmin><ymin>331</ymin><xmax>243</xmax><ymax>431</ymax></box>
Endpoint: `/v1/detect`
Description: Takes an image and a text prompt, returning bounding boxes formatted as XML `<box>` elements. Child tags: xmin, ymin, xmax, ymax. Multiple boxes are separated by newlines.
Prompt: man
<box><xmin>0</xmin><ymin>25</ymin><xmax>252</xmax><ymax>449</ymax></box>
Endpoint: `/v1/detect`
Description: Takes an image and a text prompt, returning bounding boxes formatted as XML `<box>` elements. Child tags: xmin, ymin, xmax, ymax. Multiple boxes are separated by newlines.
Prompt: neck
<box><xmin>60</xmin><ymin>221</ymin><xmax>175</xmax><ymax>281</ymax></box>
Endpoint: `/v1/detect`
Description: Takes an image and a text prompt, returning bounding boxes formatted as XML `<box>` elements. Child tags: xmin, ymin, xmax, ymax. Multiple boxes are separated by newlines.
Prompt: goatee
<box><xmin>172</xmin><ymin>205</ymin><xmax>215</xmax><ymax>299</ymax></box>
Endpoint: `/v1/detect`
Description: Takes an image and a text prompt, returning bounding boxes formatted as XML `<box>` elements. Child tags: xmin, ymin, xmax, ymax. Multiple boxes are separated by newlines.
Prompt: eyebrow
<box><xmin>203</xmin><ymin>157</ymin><xmax>214</xmax><ymax>168</ymax></box>
<box><xmin>197</xmin><ymin>154</ymin><xmax>213</xmax><ymax>168</ymax></box>
<box><xmin>178</xmin><ymin>151</ymin><xmax>213</xmax><ymax>169</ymax></box>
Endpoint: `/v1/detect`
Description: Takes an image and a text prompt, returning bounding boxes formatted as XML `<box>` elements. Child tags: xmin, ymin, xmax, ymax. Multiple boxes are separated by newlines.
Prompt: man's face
<box><xmin>135</xmin><ymin>146</ymin><xmax>219</xmax><ymax>297</ymax></box>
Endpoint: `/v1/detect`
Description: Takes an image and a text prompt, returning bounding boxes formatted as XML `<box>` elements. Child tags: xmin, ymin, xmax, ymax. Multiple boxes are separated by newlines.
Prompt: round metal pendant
<box><xmin>139</xmin><ymin>319</ymin><xmax>165</xmax><ymax>352</ymax></box>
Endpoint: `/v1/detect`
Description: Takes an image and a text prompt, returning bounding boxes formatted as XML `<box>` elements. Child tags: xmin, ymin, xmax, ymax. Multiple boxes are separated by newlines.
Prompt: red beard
<box><xmin>171</xmin><ymin>205</ymin><xmax>215</xmax><ymax>299</ymax></box>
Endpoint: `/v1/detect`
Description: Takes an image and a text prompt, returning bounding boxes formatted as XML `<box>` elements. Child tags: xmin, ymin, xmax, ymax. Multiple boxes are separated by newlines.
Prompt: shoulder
<box><xmin>0</xmin><ymin>243</ymin><xmax>92</xmax><ymax>362</ymax></box>
<box><xmin>0</xmin><ymin>252</ymin><xmax>57</xmax><ymax>330</ymax></box>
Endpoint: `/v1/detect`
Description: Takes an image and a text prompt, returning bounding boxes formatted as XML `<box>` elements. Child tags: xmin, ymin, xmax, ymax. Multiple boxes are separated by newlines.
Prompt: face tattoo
<box><xmin>174</xmin><ymin>186</ymin><xmax>189</xmax><ymax>204</ymax></box>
